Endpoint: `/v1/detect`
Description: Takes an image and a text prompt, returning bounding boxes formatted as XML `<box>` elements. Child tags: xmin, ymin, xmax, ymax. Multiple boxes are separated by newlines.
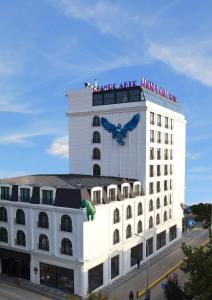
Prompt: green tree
<box><xmin>181</xmin><ymin>239</ymin><xmax>212</xmax><ymax>300</ymax></box>
<box><xmin>191</xmin><ymin>203</ymin><xmax>212</xmax><ymax>236</ymax></box>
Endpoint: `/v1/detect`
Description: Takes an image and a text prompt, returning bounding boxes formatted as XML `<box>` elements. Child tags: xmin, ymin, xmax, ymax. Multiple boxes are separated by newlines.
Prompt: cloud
<box><xmin>46</xmin><ymin>136</ymin><xmax>69</xmax><ymax>158</ymax></box>
<box><xmin>186</xmin><ymin>152</ymin><xmax>200</xmax><ymax>160</ymax></box>
<box><xmin>188</xmin><ymin>167</ymin><xmax>211</xmax><ymax>174</ymax></box>
<box><xmin>0</xmin><ymin>94</ymin><xmax>40</xmax><ymax>114</ymax></box>
<box><xmin>148</xmin><ymin>40</ymin><xmax>212</xmax><ymax>87</ymax></box>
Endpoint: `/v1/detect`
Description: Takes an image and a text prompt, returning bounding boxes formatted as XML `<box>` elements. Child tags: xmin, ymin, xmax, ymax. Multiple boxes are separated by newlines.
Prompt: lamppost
<box><xmin>135</xmin><ymin>234</ymin><xmax>150</xmax><ymax>300</ymax></box>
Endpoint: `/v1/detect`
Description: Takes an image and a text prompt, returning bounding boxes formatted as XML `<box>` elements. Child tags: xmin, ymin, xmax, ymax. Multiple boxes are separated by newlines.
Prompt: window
<box><xmin>133</xmin><ymin>184</ymin><xmax>140</xmax><ymax>197</ymax></box>
<box><xmin>93</xmin><ymin>93</ymin><xmax>103</xmax><ymax>106</ymax></box>
<box><xmin>126</xmin><ymin>225</ymin><xmax>132</xmax><ymax>239</ymax></box>
<box><xmin>170</xmin><ymin>150</ymin><xmax>173</xmax><ymax>160</ymax></box>
<box><xmin>122</xmin><ymin>186</ymin><xmax>129</xmax><ymax>199</ymax></box>
<box><xmin>92</xmin><ymin>131</ymin><xmax>101</xmax><ymax>143</ymax></box>
<box><xmin>16</xmin><ymin>209</ymin><xmax>25</xmax><ymax>225</ymax></box>
<box><xmin>146</xmin><ymin>237</ymin><xmax>153</xmax><ymax>256</ymax></box>
<box><xmin>0</xmin><ymin>227</ymin><xmax>8</xmax><ymax>242</ymax></box>
<box><xmin>170</xmin><ymin>180</ymin><xmax>173</xmax><ymax>190</ymax></box>
<box><xmin>149</xmin><ymin>216</ymin><xmax>153</xmax><ymax>229</ymax></box>
<box><xmin>109</xmin><ymin>188</ymin><xmax>116</xmax><ymax>201</ymax></box>
<box><xmin>126</xmin><ymin>205</ymin><xmax>132</xmax><ymax>219</ymax></box>
<box><xmin>150</xmin><ymin>130</ymin><xmax>154</xmax><ymax>142</ymax></box>
<box><xmin>61</xmin><ymin>215</ymin><xmax>72</xmax><ymax>232</ymax></box>
<box><xmin>157</xmin><ymin>165</ymin><xmax>161</xmax><ymax>176</ymax></box>
<box><xmin>165</xmin><ymin>117</ymin><xmax>169</xmax><ymax>129</ymax></box>
<box><xmin>93</xmin><ymin>164</ymin><xmax>101</xmax><ymax>176</ymax></box>
<box><xmin>113</xmin><ymin>229</ymin><xmax>120</xmax><ymax>244</ymax></box>
<box><xmin>164</xmin><ymin>196</ymin><xmax>168</xmax><ymax>206</ymax></box>
<box><xmin>111</xmin><ymin>255</ymin><xmax>119</xmax><ymax>279</ymax></box>
<box><xmin>131</xmin><ymin>243</ymin><xmax>143</xmax><ymax>266</ymax></box>
<box><xmin>169</xmin><ymin>225</ymin><xmax>177</xmax><ymax>241</ymax></box>
<box><xmin>149</xmin><ymin>182</ymin><xmax>154</xmax><ymax>194</ymax></box>
<box><xmin>88</xmin><ymin>263</ymin><xmax>103</xmax><ymax>292</ymax></box>
<box><xmin>157</xmin><ymin>148</ymin><xmax>161</xmax><ymax>160</ymax></box>
<box><xmin>170</xmin><ymin>165</ymin><xmax>173</xmax><ymax>175</ymax></box>
<box><xmin>113</xmin><ymin>209</ymin><xmax>120</xmax><ymax>224</ymax></box>
<box><xmin>104</xmin><ymin>91</ymin><xmax>116</xmax><ymax>104</ymax></box>
<box><xmin>39</xmin><ymin>234</ymin><xmax>49</xmax><ymax>251</ymax></box>
<box><xmin>157</xmin><ymin>181</ymin><xmax>160</xmax><ymax>193</ymax></box>
<box><xmin>164</xmin><ymin>211</ymin><xmax>168</xmax><ymax>222</ymax></box>
<box><xmin>164</xmin><ymin>165</ymin><xmax>168</xmax><ymax>176</ymax></box>
<box><xmin>169</xmin><ymin>209</ymin><xmax>172</xmax><ymax>219</ymax></box>
<box><xmin>170</xmin><ymin>134</ymin><xmax>173</xmax><ymax>145</ymax></box>
<box><xmin>156</xmin><ymin>197</ymin><xmax>160</xmax><ymax>209</ymax></box>
<box><xmin>164</xmin><ymin>133</ymin><xmax>168</xmax><ymax>144</ymax></box>
<box><xmin>42</xmin><ymin>190</ymin><xmax>54</xmax><ymax>205</ymax></box>
<box><xmin>93</xmin><ymin>190</ymin><xmax>101</xmax><ymax>205</ymax></box>
<box><xmin>164</xmin><ymin>181</ymin><xmax>168</xmax><ymax>191</ymax></box>
<box><xmin>149</xmin><ymin>199</ymin><xmax>153</xmax><ymax>212</ymax></box>
<box><xmin>16</xmin><ymin>230</ymin><xmax>26</xmax><ymax>246</ymax></box>
<box><xmin>157</xmin><ymin>115</ymin><xmax>162</xmax><ymax>126</ymax></box>
<box><xmin>1</xmin><ymin>187</ymin><xmax>10</xmax><ymax>200</ymax></box>
<box><xmin>138</xmin><ymin>202</ymin><xmax>143</xmax><ymax>216</ymax></box>
<box><xmin>164</xmin><ymin>149</ymin><xmax>168</xmax><ymax>160</ymax></box>
<box><xmin>92</xmin><ymin>116</ymin><xmax>100</xmax><ymax>127</ymax></box>
<box><xmin>0</xmin><ymin>207</ymin><xmax>7</xmax><ymax>222</ymax></box>
<box><xmin>156</xmin><ymin>214</ymin><xmax>160</xmax><ymax>225</ymax></box>
<box><xmin>157</xmin><ymin>131</ymin><xmax>161</xmax><ymax>143</ymax></box>
<box><xmin>150</xmin><ymin>112</ymin><xmax>155</xmax><ymax>125</ymax></box>
<box><xmin>150</xmin><ymin>148</ymin><xmax>154</xmax><ymax>160</ymax></box>
<box><xmin>149</xmin><ymin>165</ymin><xmax>154</xmax><ymax>177</ymax></box>
<box><xmin>171</xmin><ymin>119</ymin><xmax>174</xmax><ymax>130</ymax></box>
<box><xmin>38</xmin><ymin>212</ymin><xmax>49</xmax><ymax>228</ymax></box>
<box><xmin>61</xmin><ymin>238</ymin><xmax>73</xmax><ymax>256</ymax></box>
<box><xmin>169</xmin><ymin>194</ymin><xmax>172</xmax><ymax>204</ymax></box>
<box><xmin>157</xmin><ymin>230</ymin><xmax>166</xmax><ymax>250</ymax></box>
<box><xmin>137</xmin><ymin>220</ymin><xmax>143</xmax><ymax>234</ymax></box>
<box><xmin>93</xmin><ymin>148</ymin><xmax>101</xmax><ymax>160</ymax></box>
<box><xmin>20</xmin><ymin>188</ymin><xmax>31</xmax><ymax>202</ymax></box>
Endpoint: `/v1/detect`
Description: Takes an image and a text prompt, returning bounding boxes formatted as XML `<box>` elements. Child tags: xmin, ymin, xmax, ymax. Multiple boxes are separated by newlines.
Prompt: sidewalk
<box><xmin>106</xmin><ymin>228</ymin><xmax>208</xmax><ymax>300</ymax></box>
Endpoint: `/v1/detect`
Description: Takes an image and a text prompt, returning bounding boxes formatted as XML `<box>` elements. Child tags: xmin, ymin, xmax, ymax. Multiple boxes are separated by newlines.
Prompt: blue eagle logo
<box><xmin>101</xmin><ymin>113</ymin><xmax>140</xmax><ymax>146</ymax></box>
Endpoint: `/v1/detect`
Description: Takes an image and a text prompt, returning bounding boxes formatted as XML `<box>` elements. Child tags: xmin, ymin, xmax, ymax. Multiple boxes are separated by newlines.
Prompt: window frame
<box><xmin>0</xmin><ymin>184</ymin><xmax>12</xmax><ymax>201</ymax></box>
<box><xmin>107</xmin><ymin>185</ymin><xmax>117</xmax><ymax>202</ymax></box>
<box><xmin>18</xmin><ymin>185</ymin><xmax>32</xmax><ymax>203</ymax></box>
<box><xmin>91</xmin><ymin>187</ymin><xmax>102</xmax><ymax>205</ymax></box>
<box><xmin>40</xmin><ymin>187</ymin><xmax>56</xmax><ymax>205</ymax></box>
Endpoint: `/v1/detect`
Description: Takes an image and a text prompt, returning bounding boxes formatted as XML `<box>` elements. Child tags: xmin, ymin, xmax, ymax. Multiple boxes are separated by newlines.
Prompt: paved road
<box><xmin>0</xmin><ymin>281</ymin><xmax>52</xmax><ymax>300</ymax></box>
<box><xmin>108</xmin><ymin>228</ymin><xmax>208</xmax><ymax>300</ymax></box>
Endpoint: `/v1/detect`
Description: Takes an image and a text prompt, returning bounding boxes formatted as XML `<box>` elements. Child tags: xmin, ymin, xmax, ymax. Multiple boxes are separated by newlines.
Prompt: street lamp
<box><xmin>135</xmin><ymin>234</ymin><xmax>150</xmax><ymax>300</ymax></box>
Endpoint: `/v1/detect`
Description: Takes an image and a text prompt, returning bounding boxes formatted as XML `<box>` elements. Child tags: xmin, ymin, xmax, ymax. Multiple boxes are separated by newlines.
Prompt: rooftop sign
<box><xmin>92</xmin><ymin>78</ymin><xmax>176</xmax><ymax>102</ymax></box>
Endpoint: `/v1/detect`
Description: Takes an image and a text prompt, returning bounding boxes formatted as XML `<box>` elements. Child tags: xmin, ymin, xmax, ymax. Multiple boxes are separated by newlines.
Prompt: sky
<box><xmin>0</xmin><ymin>0</ymin><xmax>212</xmax><ymax>205</ymax></box>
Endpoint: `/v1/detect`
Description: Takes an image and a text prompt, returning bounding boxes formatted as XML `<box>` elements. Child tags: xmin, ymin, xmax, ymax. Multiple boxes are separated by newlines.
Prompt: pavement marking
<box><xmin>137</xmin><ymin>237</ymin><xmax>209</xmax><ymax>298</ymax></box>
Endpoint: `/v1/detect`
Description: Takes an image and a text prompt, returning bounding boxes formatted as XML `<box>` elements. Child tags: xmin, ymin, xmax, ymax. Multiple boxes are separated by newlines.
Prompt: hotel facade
<box><xmin>0</xmin><ymin>79</ymin><xmax>186</xmax><ymax>298</ymax></box>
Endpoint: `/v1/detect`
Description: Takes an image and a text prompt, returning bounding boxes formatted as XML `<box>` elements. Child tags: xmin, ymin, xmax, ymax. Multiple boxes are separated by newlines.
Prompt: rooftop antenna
<box><xmin>94</xmin><ymin>79</ymin><xmax>98</xmax><ymax>88</ymax></box>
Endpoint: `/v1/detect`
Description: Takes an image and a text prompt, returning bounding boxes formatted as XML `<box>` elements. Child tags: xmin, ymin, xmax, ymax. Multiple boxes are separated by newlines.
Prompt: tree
<box><xmin>164</xmin><ymin>274</ymin><xmax>186</xmax><ymax>300</ymax></box>
<box><xmin>191</xmin><ymin>203</ymin><xmax>212</xmax><ymax>236</ymax></box>
<box><xmin>181</xmin><ymin>239</ymin><xmax>212</xmax><ymax>300</ymax></box>
<box><xmin>87</xmin><ymin>291</ymin><xmax>108</xmax><ymax>300</ymax></box>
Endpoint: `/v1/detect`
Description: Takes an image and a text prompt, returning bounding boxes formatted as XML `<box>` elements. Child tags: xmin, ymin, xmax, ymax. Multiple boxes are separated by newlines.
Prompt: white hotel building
<box><xmin>0</xmin><ymin>80</ymin><xmax>186</xmax><ymax>298</ymax></box>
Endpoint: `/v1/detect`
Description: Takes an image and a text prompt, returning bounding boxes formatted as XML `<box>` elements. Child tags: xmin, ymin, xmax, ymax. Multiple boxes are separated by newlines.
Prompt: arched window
<box><xmin>156</xmin><ymin>198</ymin><xmax>160</xmax><ymax>209</ymax></box>
<box><xmin>38</xmin><ymin>212</ymin><xmax>49</xmax><ymax>229</ymax></box>
<box><xmin>149</xmin><ymin>199</ymin><xmax>153</xmax><ymax>212</ymax></box>
<box><xmin>126</xmin><ymin>225</ymin><xmax>132</xmax><ymax>239</ymax></box>
<box><xmin>93</xmin><ymin>148</ymin><xmax>101</xmax><ymax>160</ymax></box>
<box><xmin>93</xmin><ymin>131</ymin><xmax>101</xmax><ymax>143</ymax></box>
<box><xmin>61</xmin><ymin>238</ymin><xmax>73</xmax><ymax>256</ymax></box>
<box><xmin>164</xmin><ymin>196</ymin><xmax>168</xmax><ymax>206</ymax></box>
<box><xmin>39</xmin><ymin>234</ymin><xmax>49</xmax><ymax>251</ymax></box>
<box><xmin>16</xmin><ymin>209</ymin><xmax>25</xmax><ymax>225</ymax></box>
<box><xmin>138</xmin><ymin>202</ymin><xmax>143</xmax><ymax>216</ymax></box>
<box><xmin>93</xmin><ymin>116</ymin><xmax>100</xmax><ymax>127</ymax></box>
<box><xmin>164</xmin><ymin>211</ymin><xmax>168</xmax><ymax>222</ymax></box>
<box><xmin>0</xmin><ymin>227</ymin><xmax>8</xmax><ymax>242</ymax></box>
<box><xmin>113</xmin><ymin>229</ymin><xmax>120</xmax><ymax>244</ymax></box>
<box><xmin>61</xmin><ymin>215</ymin><xmax>72</xmax><ymax>232</ymax></box>
<box><xmin>113</xmin><ymin>209</ymin><xmax>120</xmax><ymax>224</ymax></box>
<box><xmin>156</xmin><ymin>214</ymin><xmax>160</xmax><ymax>225</ymax></box>
<box><xmin>0</xmin><ymin>207</ymin><xmax>7</xmax><ymax>222</ymax></box>
<box><xmin>16</xmin><ymin>230</ymin><xmax>26</xmax><ymax>246</ymax></box>
<box><xmin>126</xmin><ymin>205</ymin><xmax>132</xmax><ymax>219</ymax></box>
<box><xmin>169</xmin><ymin>209</ymin><xmax>172</xmax><ymax>219</ymax></box>
<box><xmin>93</xmin><ymin>164</ymin><xmax>101</xmax><ymax>176</ymax></box>
<box><xmin>169</xmin><ymin>194</ymin><xmax>172</xmax><ymax>204</ymax></box>
<box><xmin>149</xmin><ymin>216</ymin><xmax>153</xmax><ymax>229</ymax></box>
<box><xmin>137</xmin><ymin>220</ymin><xmax>143</xmax><ymax>234</ymax></box>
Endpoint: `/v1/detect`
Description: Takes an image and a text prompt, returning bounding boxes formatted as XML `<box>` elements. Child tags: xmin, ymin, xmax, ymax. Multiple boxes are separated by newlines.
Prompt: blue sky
<box><xmin>0</xmin><ymin>0</ymin><xmax>212</xmax><ymax>205</ymax></box>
